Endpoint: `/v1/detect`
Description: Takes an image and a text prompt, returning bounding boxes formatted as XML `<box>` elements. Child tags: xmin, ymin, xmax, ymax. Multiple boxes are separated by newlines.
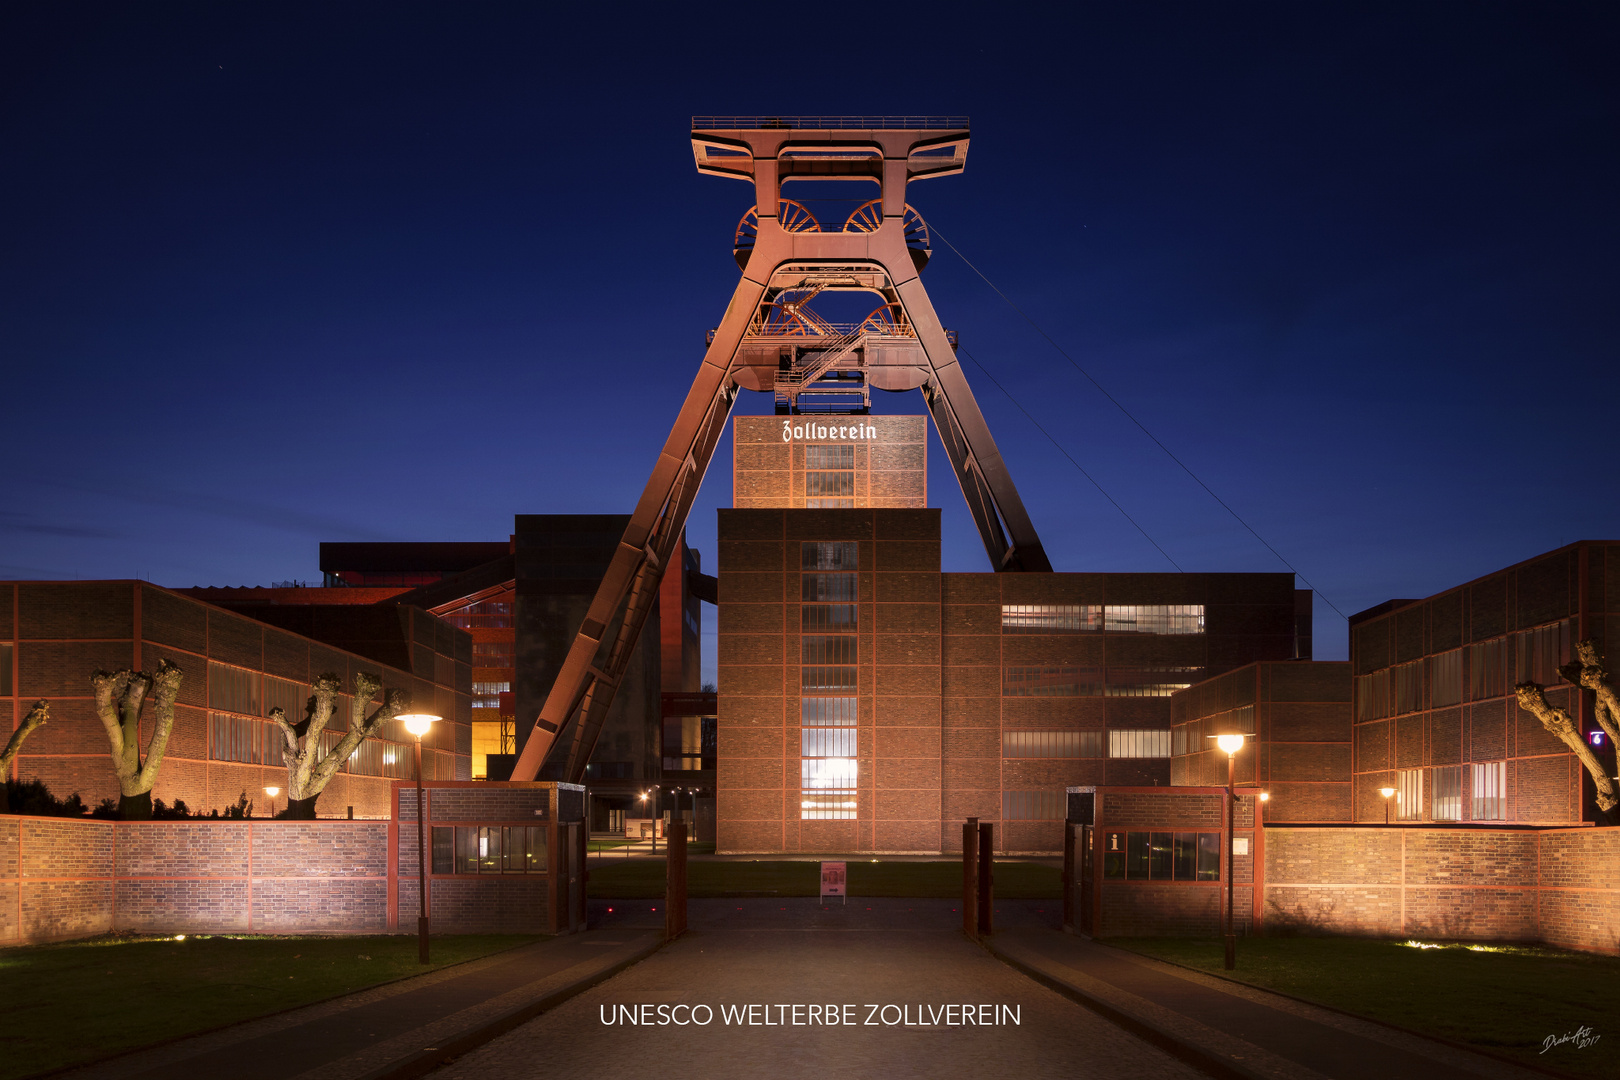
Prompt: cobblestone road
<box><xmin>435</xmin><ymin>929</ymin><xmax>1203</xmax><ymax>1080</ymax></box>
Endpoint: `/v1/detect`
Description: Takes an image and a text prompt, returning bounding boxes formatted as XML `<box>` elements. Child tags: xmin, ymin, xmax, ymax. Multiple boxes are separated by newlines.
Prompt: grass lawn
<box><xmin>0</xmin><ymin>933</ymin><xmax>540</xmax><ymax>1080</ymax></box>
<box><xmin>1109</xmin><ymin>936</ymin><xmax>1620</xmax><ymax>1080</ymax></box>
<box><xmin>587</xmin><ymin>858</ymin><xmax>1059</xmax><ymax>899</ymax></box>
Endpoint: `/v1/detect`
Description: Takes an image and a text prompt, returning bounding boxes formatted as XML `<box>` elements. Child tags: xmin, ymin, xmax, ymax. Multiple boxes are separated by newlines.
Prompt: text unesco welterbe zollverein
<box><xmin>601</xmin><ymin>1003</ymin><xmax>1020</xmax><ymax>1027</ymax></box>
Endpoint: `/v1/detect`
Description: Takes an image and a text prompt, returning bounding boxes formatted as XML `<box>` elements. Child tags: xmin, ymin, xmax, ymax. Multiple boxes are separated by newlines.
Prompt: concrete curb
<box><xmin>981</xmin><ymin>936</ymin><xmax>1270</xmax><ymax>1080</ymax></box>
<box><xmin>354</xmin><ymin>934</ymin><xmax>667</xmax><ymax>1080</ymax></box>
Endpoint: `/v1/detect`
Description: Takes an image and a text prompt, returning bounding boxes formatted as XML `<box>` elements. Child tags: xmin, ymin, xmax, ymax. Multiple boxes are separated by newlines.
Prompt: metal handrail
<box><xmin>693</xmin><ymin>116</ymin><xmax>969</xmax><ymax>130</ymax></box>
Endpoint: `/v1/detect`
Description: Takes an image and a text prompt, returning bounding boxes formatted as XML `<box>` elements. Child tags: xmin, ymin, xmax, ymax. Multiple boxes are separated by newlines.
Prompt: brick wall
<box><xmin>0</xmin><ymin>816</ymin><xmax>387</xmax><ymax>945</ymax></box>
<box><xmin>1263</xmin><ymin>826</ymin><xmax>1618</xmax><ymax>955</ymax></box>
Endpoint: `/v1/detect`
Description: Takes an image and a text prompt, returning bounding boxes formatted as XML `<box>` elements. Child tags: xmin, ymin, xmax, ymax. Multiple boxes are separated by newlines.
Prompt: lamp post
<box><xmin>1215</xmin><ymin>732</ymin><xmax>1246</xmax><ymax>971</ymax></box>
<box><xmin>1379</xmin><ymin>785</ymin><xmax>1396</xmax><ymax>825</ymax></box>
<box><xmin>264</xmin><ymin>786</ymin><xmax>280</xmax><ymax>819</ymax></box>
<box><xmin>398</xmin><ymin>713</ymin><xmax>439</xmax><ymax>964</ymax></box>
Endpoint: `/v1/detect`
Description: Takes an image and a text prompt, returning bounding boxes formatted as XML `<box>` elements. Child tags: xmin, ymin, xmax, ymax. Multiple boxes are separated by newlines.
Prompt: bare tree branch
<box><xmin>276</xmin><ymin>672</ymin><xmax>408</xmax><ymax>818</ymax></box>
<box><xmin>90</xmin><ymin>670</ymin><xmax>129</xmax><ymax>762</ymax></box>
<box><xmin>1516</xmin><ymin>682</ymin><xmax>1618</xmax><ymax>812</ymax></box>
<box><xmin>136</xmin><ymin>661</ymin><xmax>184</xmax><ymax>789</ymax></box>
<box><xmin>1559</xmin><ymin>639</ymin><xmax>1620</xmax><ymax>749</ymax></box>
<box><xmin>0</xmin><ymin>700</ymin><xmax>49</xmax><ymax>776</ymax></box>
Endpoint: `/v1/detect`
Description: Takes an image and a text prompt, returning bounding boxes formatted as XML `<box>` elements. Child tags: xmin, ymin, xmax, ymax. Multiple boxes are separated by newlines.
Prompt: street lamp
<box><xmin>398</xmin><ymin>713</ymin><xmax>439</xmax><ymax>964</ymax></box>
<box><xmin>1214</xmin><ymin>732</ymin><xmax>1245</xmax><ymax>971</ymax></box>
<box><xmin>1379</xmin><ymin>785</ymin><xmax>1396</xmax><ymax>825</ymax></box>
<box><xmin>264</xmin><ymin>786</ymin><xmax>280</xmax><ymax>819</ymax></box>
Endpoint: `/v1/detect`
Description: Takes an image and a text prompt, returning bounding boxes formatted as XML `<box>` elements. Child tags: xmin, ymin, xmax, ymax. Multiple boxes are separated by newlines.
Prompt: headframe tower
<box><xmin>511</xmin><ymin>117</ymin><xmax>1052</xmax><ymax>782</ymax></box>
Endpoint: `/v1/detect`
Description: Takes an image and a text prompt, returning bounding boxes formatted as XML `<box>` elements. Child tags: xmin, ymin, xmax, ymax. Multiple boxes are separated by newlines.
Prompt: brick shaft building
<box><xmin>716</xmin><ymin>506</ymin><xmax>1307</xmax><ymax>854</ymax></box>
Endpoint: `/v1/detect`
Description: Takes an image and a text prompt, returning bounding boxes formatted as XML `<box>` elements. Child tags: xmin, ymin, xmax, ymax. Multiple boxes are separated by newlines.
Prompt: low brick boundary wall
<box><xmin>0</xmin><ymin>817</ymin><xmax>388</xmax><ymax>945</ymax></box>
<box><xmin>1265</xmin><ymin>825</ymin><xmax>1620</xmax><ymax>955</ymax></box>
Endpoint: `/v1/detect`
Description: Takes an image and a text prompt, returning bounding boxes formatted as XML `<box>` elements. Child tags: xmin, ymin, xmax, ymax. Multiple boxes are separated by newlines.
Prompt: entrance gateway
<box><xmin>512</xmin><ymin>116</ymin><xmax>1049</xmax><ymax>782</ymax></box>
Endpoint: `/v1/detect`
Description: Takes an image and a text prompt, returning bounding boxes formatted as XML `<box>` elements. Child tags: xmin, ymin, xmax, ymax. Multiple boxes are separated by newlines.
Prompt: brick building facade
<box><xmin>716</xmin><ymin>507</ymin><xmax>1307</xmax><ymax>854</ymax></box>
<box><xmin>1348</xmin><ymin>541</ymin><xmax>1619</xmax><ymax>826</ymax></box>
<box><xmin>0</xmin><ymin>581</ymin><xmax>471</xmax><ymax>817</ymax></box>
<box><xmin>1170</xmin><ymin>661</ymin><xmax>1352</xmax><ymax>822</ymax></box>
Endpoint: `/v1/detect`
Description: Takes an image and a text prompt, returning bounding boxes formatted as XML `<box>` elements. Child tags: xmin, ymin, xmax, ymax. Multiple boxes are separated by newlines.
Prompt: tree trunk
<box><xmin>119</xmin><ymin>790</ymin><xmax>153</xmax><ymax>820</ymax></box>
<box><xmin>285</xmin><ymin>795</ymin><xmax>319</xmax><ymax>820</ymax></box>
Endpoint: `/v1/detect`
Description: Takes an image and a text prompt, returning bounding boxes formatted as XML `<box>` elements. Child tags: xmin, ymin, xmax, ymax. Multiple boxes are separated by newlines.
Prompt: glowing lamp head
<box><xmin>264</xmin><ymin>786</ymin><xmax>280</xmax><ymax>798</ymax></box>
<box><xmin>1258</xmin><ymin>791</ymin><xmax>1270</xmax><ymax>802</ymax></box>
<box><xmin>1215</xmin><ymin>732</ymin><xmax>1246</xmax><ymax>756</ymax></box>
<box><xmin>1379</xmin><ymin>786</ymin><xmax>1396</xmax><ymax>799</ymax></box>
<box><xmin>399</xmin><ymin>713</ymin><xmax>438</xmax><ymax>738</ymax></box>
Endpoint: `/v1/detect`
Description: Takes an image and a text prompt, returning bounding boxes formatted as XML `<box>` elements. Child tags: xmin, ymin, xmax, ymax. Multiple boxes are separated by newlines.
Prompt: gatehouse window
<box><xmin>1101</xmin><ymin>831</ymin><xmax>1220</xmax><ymax>880</ymax></box>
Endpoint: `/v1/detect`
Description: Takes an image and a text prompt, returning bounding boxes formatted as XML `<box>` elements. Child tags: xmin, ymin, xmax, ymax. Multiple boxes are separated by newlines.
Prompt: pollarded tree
<box><xmin>0</xmin><ymin>700</ymin><xmax>51</xmax><ymax>814</ymax></box>
<box><xmin>270</xmin><ymin>671</ymin><xmax>411</xmax><ymax>819</ymax></box>
<box><xmin>1515</xmin><ymin>638</ymin><xmax>1620</xmax><ymax>826</ymax></box>
<box><xmin>91</xmin><ymin>661</ymin><xmax>184</xmax><ymax>820</ymax></box>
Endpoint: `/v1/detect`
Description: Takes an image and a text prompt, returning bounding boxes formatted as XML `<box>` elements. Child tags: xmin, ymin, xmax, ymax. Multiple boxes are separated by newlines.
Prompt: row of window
<box><xmin>440</xmin><ymin>600</ymin><xmax>514</xmax><ymax>629</ymax></box>
<box><xmin>430</xmin><ymin>825</ymin><xmax>548</xmax><ymax>874</ymax></box>
<box><xmin>1003</xmin><ymin>665</ymin><xmax>1199</xmax><ymax>698</ymax></box>
<box><xmin>1356</xmin><ymin>622</ymin><xmax>1570</xmax><ymax>721</ymax></box>
<box><xmin>1001</xmin><ymin>604</ymin><xmax>1205</xmax><ymax>635</ymax></box>
<box><xmin>472</xmin><ymin>680</ymin><xmax>511</xmax><ymax>708</ymax></box>
<box><xmin>802</xmin><ymin>544</ymin><xmax>860</xmax><ymax>819</ymax></box>
<box><xmin>1393</xmin><ymin>762</ymin><xmax>1506</xmax><ymax>821</ymax></box>
<box><xmin>208</xmin><ymin>713</ymin><xmax>417</xmax><ymax>777</ymax></box>
<box><xmin>1102</xmin><ymin>831</ymin><xmax>1222</xmax><ymax>881</ymax></box>
<box><xmin>1170</xmin><ymin>707</ymin><xmax>1256</xmax><ymax>756</ymax></box>
<box><xmin>472</xmin><ymin>641</ymin><xmax>515</xmax><ymax>666</ymax></box>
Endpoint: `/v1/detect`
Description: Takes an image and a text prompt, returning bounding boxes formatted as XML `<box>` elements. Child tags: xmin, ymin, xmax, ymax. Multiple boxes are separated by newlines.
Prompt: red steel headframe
<box><xmin>510</xmin><ymin>117</ymin><xmax>1051</xmax><ymax>783</ymax></box>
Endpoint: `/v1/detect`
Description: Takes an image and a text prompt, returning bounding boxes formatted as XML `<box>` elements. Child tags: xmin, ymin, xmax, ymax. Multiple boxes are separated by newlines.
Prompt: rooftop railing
<box><xmin>693</xmin><ymin>116</ymin><xmax>969</xmax><ymax>131</ymax></box>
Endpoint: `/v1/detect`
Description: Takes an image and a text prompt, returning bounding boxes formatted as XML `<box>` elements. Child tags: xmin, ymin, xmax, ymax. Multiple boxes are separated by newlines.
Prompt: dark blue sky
<box><xmin>4</xmin><ymin>3</ymin><xmax>1617</xmax><ymax>676</ymax></box>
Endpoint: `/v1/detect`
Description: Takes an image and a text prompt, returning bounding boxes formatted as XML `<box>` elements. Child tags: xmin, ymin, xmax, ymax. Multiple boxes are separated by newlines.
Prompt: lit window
<box><xmin>1108</xmin><ymin>730</ymin><xmax>1172</xmax><ymax>758</ymax></box>
<box><xmin>1001</xmin><ymin>604</ymin><xmax>1100</xmax><ymax>633</ymax></box>
<box><xmin>1397</xmin><ymin>767</ymin><xmax>1424</xmax><ymax>821</ymax></box>
<box><xmin>1001</xmin><ymin>731</ymin><xmax>1104</xmax><ymax>758</ymax></box>
<box><xmin>1432</xmin><ymin>765</ymin><xmax>1463</xmax><ymax>821</ymax></box>
<box><xmin>1001</xmin><ymin>790</ymin><xmax>1064</xmax><ymax>820</ymax></box>
<box><xmin>1471</xmin><ymin>761</ymin><xmax>1506</xmax><ymax>821</ymax></box>
<box><xmin>1103</xmin><ymin>605</ymin><xmax>1204</xmax><ymax>635</ymax></box>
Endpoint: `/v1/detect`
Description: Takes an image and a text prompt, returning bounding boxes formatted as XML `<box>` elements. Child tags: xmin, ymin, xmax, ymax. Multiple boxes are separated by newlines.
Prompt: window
<box><xmin>263</xmin><ymin>676</ymin><xmax>309</xmax><ymax>727</ymax></box>
<box><xmin>802</xmin><ymin>573</ymin><xmax>858</xmax><ymax>602</ymax></box>
<box><xmin>802</xmin><ymin>541</ymin><xmax>857</xmax><ymax>570</ymax></box>
<box><xmin>996</xmin><ymin>604</ymin><xmax>1205</xmax><ymax>635</ymax></box>
<box><xmin>209</xmin><ymin>662</ymin><xmax>260</xmax><ymax>715</ymax></box>
<box><xmin>802</xmin><ymin>697</ymin><xmax>857</xmax><ymax>726</ymax></box>
<box><xmin>472</xmin><ymin>681</ymin><xmax>510</xmax><ymax>708</ymax></box>
<box><xmin>1432</xmin><ymin>765</ymin><xmax>1463</xmax><ymax>821</ymax></box>
<box><xmin>440</xmin><ymin>600</ymin><xmax>512</xmax><ymax>629</ymax></box>
<box><xmin>1397</xmin><ymin>767</ymin><xmax>1424</xmax><ymax>821</ymax></box>
<box><xmin>1394</xmin><ymin>661</ymin><xmax>1423</xmax><ymax>715</ymax></box>
<box><xmin>1356</xmin><ymin>669</ymin><xmax>1391</xmax><ymax>721</ymax></box>
<box><xmin>1002</xmin><ymin>730</ymin><xmax>1103</xmax><ymax>758</ymax></box>
<box><xmin>472</xmin><ymin>641</ymin><xmax>515</xmax><ymax>666</ymax></box>
<box><xmin>1003</xmin><ymin>665</ymin><xmax>1091</xmax><ymax>697</ymax></box>
<box><xmin>805</xmin><ymin>446</ymin><xmax>855</xmax><ymax>510</ymax></box>
<box><xmin>1472</xmin><ymin>761</ymin><xmax>1506</xmax><ymax>821</ymax></box>
<box><xmin>800</xmin><ymin>542</ymin><xmax>858</xmax><ymax>820</ymax></box>
<box><xmin>347</xmin><ymin>736</ymin><xmax>410</xmax><ymax>778</ymax></box>
<box><xmin>1002</xmin><ymin>790</ymin><xmax>1064</xmax><ymax>820</ymax></box>
<box><xmin>1103</xmin><ymin>605</ymin><xmax>1205</xmax><ymax>635</ymax></box>
<box><xmin>802</xmin><ymin>604</ymin><xmax>857</xmax><ymax>632</ymax></box>
<box><xmin>1102</xmin><ymin>831</ymin><xmax>1219</xmax><ymax>880</ymax></box>
<box><xmin>1468</xmin><ymin>638</ymin><xmax>1505</xmax><ymax>700</ymax></box>
<box><xmin>431</xmin><ymin>826</ymin><xmax>548</xmax><ymax>874</ymax></box>
<box><xmin>0</xmin><ymin>643</ymin><xmax>12</xmax><ymax>696</ymax></box>
<box><xmin>1001</xmin><ymin>604</ymin><xmax>1101</xmax><ymax>633</ymax></box>
<box><xmin>1514</xmin><ymin>621</ymin><xmax>1571</xmax><ymax>685</ymax></box>
<box><xmin>801</xmin><ymin>666</ymin><xmax>857</xmax><ymax>691</ymax></box>
<box><xmin>1108</xmin><ymin>730</ymin><xmax>1172</xmax><ymax>758</ymax></box>
<box><xmin>1430</xmin><ymin>649</ymin><xmax>1462</xmax><ymax>708</ymax></box>
<box><xmin>1105</xmin><ymin>667</ymin><xmax>1199</xmax><ymax>698</ymax></box>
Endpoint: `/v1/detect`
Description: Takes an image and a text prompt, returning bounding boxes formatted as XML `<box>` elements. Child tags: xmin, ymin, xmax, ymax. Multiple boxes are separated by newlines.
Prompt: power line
<box><xmin>932</xmin><ymin>225</ymin><xmax>1348</xmax><ymax>622</ymax></box>
<box><xmin>959</xmin><ymin>345</ymin><xmax>1183</xmax><ymax>572</ymax></box>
